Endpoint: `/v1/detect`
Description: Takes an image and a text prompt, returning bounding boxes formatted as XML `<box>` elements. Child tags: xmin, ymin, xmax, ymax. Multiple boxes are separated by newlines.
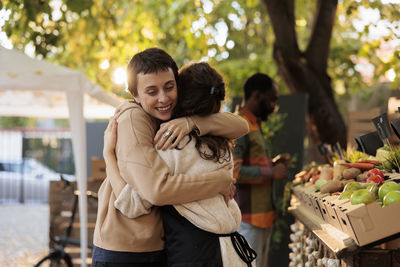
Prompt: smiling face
<box><xmin>134</xmin><ymin>68</ymin><xmax>177</xmax><ymax>121</ymax></box>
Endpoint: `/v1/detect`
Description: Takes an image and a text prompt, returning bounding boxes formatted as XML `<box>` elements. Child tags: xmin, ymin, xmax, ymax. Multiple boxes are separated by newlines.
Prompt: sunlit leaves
<box><xmin>2</xmin><ymin>0</ymin><xmax>400</xmax><ymax>102</ymax></box>
<box><xmin>65</xmin><ymin>0</ymin><xmax>92</xmax><ymax>14</ymax></box>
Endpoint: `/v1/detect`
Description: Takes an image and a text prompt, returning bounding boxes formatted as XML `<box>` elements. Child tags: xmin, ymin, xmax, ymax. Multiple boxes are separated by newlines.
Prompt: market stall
<box><xmin>288</xmin><ymin>112</ymin><xmax>400</xmax><ymax>266</ymax></box>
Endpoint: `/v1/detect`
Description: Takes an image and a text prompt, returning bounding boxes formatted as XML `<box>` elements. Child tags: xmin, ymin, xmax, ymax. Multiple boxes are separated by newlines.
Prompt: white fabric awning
<box><xmin>0</xmin><ymin>90</ymin><xmax>116</xmax><ymax>118</ymax></box>
<box><xmin>0</xmin><ymin>46</ymin><xmax>121</xmax><ymax>118</ymax></box>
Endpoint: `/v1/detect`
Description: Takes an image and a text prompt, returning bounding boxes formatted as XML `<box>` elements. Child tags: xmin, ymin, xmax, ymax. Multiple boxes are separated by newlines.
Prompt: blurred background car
<box><xmin>0</xmin><ymin>158</ymin><xmax>74</xmax><ymax>203</ymax></box>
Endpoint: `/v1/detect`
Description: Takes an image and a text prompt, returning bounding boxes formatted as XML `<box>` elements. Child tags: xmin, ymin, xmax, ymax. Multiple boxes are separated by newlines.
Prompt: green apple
<box><xmin>350</xmin><ymin>189</ymin><xmax>376</xmax><ymax>205</ymax></box>
<box><xmin>378</xmin><ymin>181</ymin><xmax>400</xmax><ymax>201</ymax></box>
<box><xmin>367</xmin><ymin>184</ymin><xmax>379</xmax><ymax>197</ymax></box>
<box><xmin>315</xmin><ymin>179</ymin><xmax>328</xmax><ymax>191</ymax></box>
<box><xmin>344</xmin><ymin>181</ymin><xmax>362</xmax><ymax>192</ymax></box>
<box><xmin>339</xmin><ymin>190</ymin><xmax>353</xmax><ymax>200</ymax></box>
<box><xmin>359</xmin><ymin>182</ymin><xmax>375</xmax><ymax>189</ymax></box>
<box><xmin>383</xmin><ymin>191</ymin><xmax>400</xmax><ymax>206</ymax></box>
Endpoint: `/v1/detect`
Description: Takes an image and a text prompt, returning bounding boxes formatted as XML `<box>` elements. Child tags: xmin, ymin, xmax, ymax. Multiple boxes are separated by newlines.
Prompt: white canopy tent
<box><xmin>0</xmin><ymin>45</ymin><xmax>122</xmax><ymax>267</ymax></box>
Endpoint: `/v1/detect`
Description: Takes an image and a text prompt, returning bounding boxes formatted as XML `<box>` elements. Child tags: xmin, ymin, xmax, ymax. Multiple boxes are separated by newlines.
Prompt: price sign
<box><xmin>372</xmin><ymin>113</ymin><xmax>392</xmax><ymax>140</ymax></box>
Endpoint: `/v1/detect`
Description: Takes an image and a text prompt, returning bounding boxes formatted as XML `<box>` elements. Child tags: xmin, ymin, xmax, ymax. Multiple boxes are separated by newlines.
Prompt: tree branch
<box><xmin>305</xmin><ymin>0</ymin><xmax>338</xmax><ymax>73</ymax></box>
<box><xmin>262</xmin><ymin>0</ymin><xmax>300</xmax><ymax>60</ymax></box>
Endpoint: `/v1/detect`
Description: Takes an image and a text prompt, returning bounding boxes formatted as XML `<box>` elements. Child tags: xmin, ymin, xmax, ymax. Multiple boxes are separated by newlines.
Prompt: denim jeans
<box><xmin>237</xmin><ymin>222</ymin><xmax>272</xmax><ymax>267</ymax></box>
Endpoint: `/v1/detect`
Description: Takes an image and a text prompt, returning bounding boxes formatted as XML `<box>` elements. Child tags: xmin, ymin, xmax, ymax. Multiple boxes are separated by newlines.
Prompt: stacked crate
<box><xmin>49</xmin><ymin>179</ymin><xmax>103</xmax><ymax>267</ymax></box>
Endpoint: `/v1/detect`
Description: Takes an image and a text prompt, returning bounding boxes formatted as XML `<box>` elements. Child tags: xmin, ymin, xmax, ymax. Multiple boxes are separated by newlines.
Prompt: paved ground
<box><xmin>0</xmin><ymin>204</ymin><xmax>49</xmax><ymax>267</ymax></box>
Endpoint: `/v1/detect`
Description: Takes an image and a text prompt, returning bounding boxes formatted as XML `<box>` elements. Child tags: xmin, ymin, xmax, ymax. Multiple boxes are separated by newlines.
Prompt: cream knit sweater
<box><xmin>114</xmin><ymin>135</ymin><xmax>253</xmax><ymax>267</ymax></box>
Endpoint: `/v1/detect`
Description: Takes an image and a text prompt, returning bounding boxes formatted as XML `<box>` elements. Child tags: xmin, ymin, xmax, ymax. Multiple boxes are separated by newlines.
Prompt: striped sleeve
<box><xmin>233</xmin><ymin>136</ymin><xmax>266</xmax><ymax>184</ymax></box>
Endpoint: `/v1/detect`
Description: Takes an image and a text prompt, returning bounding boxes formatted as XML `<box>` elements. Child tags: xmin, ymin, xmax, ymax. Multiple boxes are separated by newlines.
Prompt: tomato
<box><xmin>366</xmin><ymin>168</ymin><xmax>384</xmax><ymax>179</ymax></box>
<box><xmin>366</xmin><ymin>174</ymin><xmax>384</xmax><ymax>184</ymax></box>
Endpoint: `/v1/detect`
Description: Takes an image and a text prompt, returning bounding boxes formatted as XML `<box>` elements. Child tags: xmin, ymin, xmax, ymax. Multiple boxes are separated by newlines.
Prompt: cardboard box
<box><xmin>318</xmin><ymin>195</ymin><xmax>330</xmax><ymax>221</ymax></box>
<box><xmin>323</xmin><ymin>196</ymin><xmax>349</xmax><ymax>231</ymax></box>
<box><xmin>310</xmin><ymin>191</ymin><xmax>328</xmax><ymax>221</ymax></box>
<box><xmin>335</xmin><ymin>200</ymin><xmax>400</xmax><ymax>246</ymax></box>
<box><xmin>292</xmin><ymin>185</ymin><xmax>304</xmax><ymax>200</ymax></box>
<box><xmin>319</xmin><ymin>195</ymin><xmax>337</xmax><ymax>225</ymax></box>
<box><xmin>91</xmin><ymin>157</ymin><xmax>106</xmax><ymax>180</ymax></box>
<box><xmin>293</xmin><ymin>185</ymin><xmax>308</xmax><ymax>206</ymax></box>
<box><xmin>302</xmin><ymin>186</ymin><xmax>317</xmax><ymax>212</ymax></box>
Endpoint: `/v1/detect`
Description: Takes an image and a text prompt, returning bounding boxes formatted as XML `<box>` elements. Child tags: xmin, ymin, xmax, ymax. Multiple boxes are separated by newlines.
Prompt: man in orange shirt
<box><xmin>234</xmin><ymin>73</ymin><xmax>290</xmax><ymax>267</ymax></box>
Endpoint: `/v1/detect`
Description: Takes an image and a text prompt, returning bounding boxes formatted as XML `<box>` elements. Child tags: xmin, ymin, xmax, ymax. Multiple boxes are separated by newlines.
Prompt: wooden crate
<box><xmin>90</xmin><ymin>157</ymin><xmax>106</xmax><ymax>180</ymax></box>
<box><xmin>341</xmin><ymin>248</ymin><xmax>400</xmax><ymax>267</ymax></box>
<box><xmin>49</xmin><ymin>180</ymin><xmax>103</xmax><ymax>267</ymax></box>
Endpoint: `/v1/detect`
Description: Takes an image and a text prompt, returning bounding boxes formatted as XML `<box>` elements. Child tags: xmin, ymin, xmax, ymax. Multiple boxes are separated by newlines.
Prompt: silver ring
<box><xmin>162</xmin><ymin>130</ymin><xmax>172</xmax><ymax>138</ymax></box>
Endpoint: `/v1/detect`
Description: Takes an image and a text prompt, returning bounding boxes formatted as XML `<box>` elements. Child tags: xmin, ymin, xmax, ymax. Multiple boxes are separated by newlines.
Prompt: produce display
<box><xmin>291</xmin><ymin>145</ymin><xmax>400</xmax><ymax>246</ymax></box>
<box><xmin>293</xmin><ymin>146</ymin><xmax>400</xmax><ymax>207</ymax></box>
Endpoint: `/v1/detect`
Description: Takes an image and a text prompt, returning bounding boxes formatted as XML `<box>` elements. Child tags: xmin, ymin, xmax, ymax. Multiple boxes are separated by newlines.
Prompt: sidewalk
<box><xmin>0</xmin><ymin>204</ymin><xmax>49</xmax><ymax>266</ymax></box>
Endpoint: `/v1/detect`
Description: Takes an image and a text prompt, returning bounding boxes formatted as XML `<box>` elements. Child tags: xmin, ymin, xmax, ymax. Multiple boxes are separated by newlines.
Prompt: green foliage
<box><xmin>331</xmin><ymin>1</ymin><xmax>400</xmax><ymax>106</ymax></box>
<box><xmin>269</xmin><ymin>190</ymin><xmax>292</xmax><ymax>251</ymax></box>
<box><xmin>261</xmin><ymin>111</ymin><xmax>288</xmax><ymax>156</ymax></box>
<box><xmin>23</xmin><ymin>137</ymin><xmax>75</xmax><ymax>174</ymax></box>
<box><xmin>339</xmin><ymin>149</ymin><xmax>369</xmax><ymax>163</ymax></box>
<box><xmin>2</xmin><ymin>0</ymin><xmax>400</xmax><ymax>103</ymax></box>
<box><xmin>378</xmin><ymin>145</ymin><xmax>400</xmax><ymax>172</ymax></box>
<box><xmin>0</xmin><ymin>117</ymin><xmax>36</xmax><ymax>128</ymax></box>
<box><xmin>3</xmin><ymin>0</ymin><xmax>399</xmax><ymax>106</ymax></box>
<box><xmin>1</xmin><ymin>0</ymin><xmax>282</xmax><ymax>99</ymax></box>
<box><xmin>280</xmin><ymin>181</ymin><xmax>292</xmax><ymax>216</ymax></box>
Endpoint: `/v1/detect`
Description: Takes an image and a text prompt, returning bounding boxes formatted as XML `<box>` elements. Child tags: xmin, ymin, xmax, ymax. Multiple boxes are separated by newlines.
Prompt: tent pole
<box><xmin>67</xmin><ymin>90</ymin><xmax>88</xmax><ymax>267</ymax></box>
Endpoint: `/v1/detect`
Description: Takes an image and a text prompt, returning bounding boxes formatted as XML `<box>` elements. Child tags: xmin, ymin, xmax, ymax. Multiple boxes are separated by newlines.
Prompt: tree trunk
<box><xmin>262</xmin><ymin>0</ymin><xmax>347</xmax><ymax>146</ymax></box>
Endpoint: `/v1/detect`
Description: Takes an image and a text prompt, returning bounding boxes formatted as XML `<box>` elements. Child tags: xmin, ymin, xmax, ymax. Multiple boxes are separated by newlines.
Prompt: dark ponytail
<box><xmin>175</xmin><ymin>62</ymin><xmax>233</xmax><ymax>163</ymax></box>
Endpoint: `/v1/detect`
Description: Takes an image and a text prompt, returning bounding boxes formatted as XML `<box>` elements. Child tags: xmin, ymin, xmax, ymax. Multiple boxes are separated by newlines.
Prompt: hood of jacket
<box><xmin>114</xmin><ymin>100</ymin><xmax>138</xmax><ymax>119</ymax></box>
<box><xmin>113</xmin><ymin>100</ymin><xmax>159</xmax><ymax>130</ymax></box>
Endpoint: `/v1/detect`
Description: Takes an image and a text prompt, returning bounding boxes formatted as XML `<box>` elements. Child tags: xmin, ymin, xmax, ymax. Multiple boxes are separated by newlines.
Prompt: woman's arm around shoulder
<box><xmin>116</xmin><ymin>107</ymin><xmax>234</xmax><ymax>206</ymax></box>
<box><xmin>103</xmin><ymin>117</ymin><xmax>126</xmax><ymax>197</ymax></box>
<box><xmin>191</xmin><ymin>112</ymin><xmax>249</xmax><ymax>139</ymax></box>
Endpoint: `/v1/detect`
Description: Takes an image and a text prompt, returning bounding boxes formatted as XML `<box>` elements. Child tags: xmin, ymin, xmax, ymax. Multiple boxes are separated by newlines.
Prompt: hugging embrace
<box><xmin>92</xmin><ymin>48</ymin><xmax>256</xmax><ymax>267</ymax></box>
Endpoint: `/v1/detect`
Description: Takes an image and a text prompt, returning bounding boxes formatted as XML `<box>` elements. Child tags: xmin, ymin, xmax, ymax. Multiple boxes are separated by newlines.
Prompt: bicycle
<box><xmin>35</xmin><ymin>175</ymin><xmax>98</xmax><ymax>267</ymax></box>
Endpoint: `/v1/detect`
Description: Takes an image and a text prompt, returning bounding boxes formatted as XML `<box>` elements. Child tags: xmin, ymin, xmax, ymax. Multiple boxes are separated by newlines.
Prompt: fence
<box><xmin>0</xmin><ymin>129</ymin><xmax>73</xmax><ymax>203</ymax></box>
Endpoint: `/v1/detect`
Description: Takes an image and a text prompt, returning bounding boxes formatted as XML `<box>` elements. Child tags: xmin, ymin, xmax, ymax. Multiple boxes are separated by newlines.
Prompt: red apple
<box><xmin>366</xmin><ymin>168</ymin><xmax>384</xmax><ymax>179</ymax></box>
<box><xmin>366</xmin><ymin>174</ymin><xmax>384</xmax><ymax>185</ymax></box>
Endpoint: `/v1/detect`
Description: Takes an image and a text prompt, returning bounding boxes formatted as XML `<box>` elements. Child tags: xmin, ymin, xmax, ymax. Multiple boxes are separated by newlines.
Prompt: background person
<box><xmin>233</xmin><ymin>73</ymin><xmax>290</xmax><ymax>267</ymax></box>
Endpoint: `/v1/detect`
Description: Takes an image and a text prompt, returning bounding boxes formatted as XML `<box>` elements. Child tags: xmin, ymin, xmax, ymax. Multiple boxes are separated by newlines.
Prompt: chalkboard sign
<box><xmin>355</xmin><ymin>131</ymin><xmax>384</xmax><ymax>156</ymax></box>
